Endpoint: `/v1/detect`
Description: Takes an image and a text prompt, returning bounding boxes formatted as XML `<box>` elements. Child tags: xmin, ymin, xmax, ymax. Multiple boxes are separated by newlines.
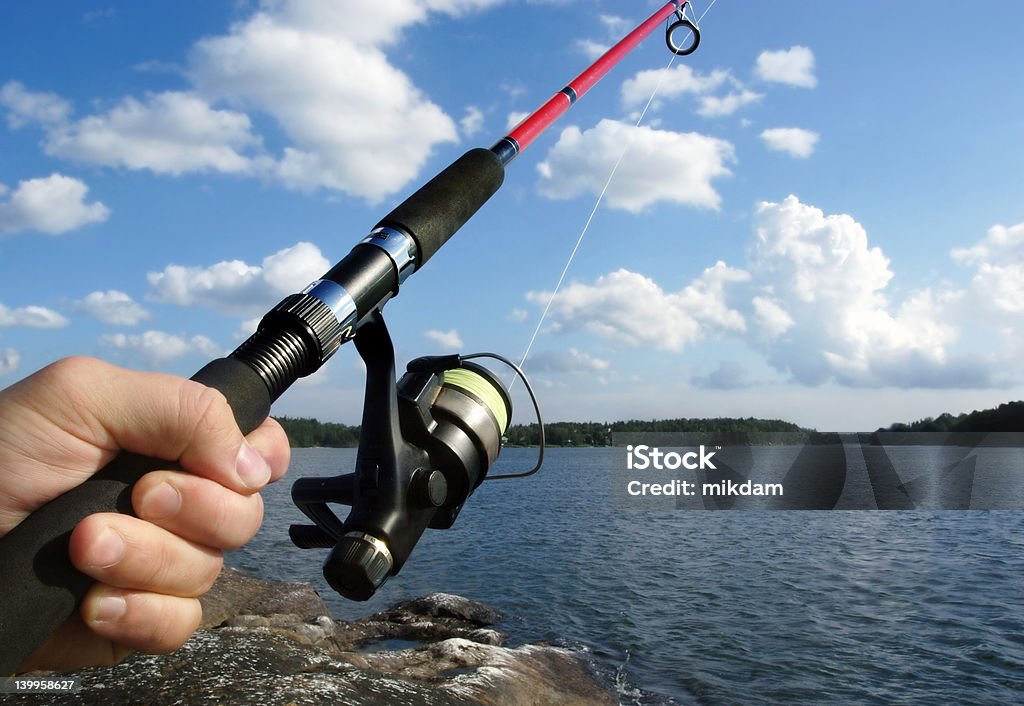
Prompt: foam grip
<box><xmin>375</xmin><ymin>148</ymin><xmax>505</xmax><ymax>265</ymax></box>
<box><xmin>0</xmin><ymin>357</ymin><xmax>271</xmax><ymax>675</ymax></box>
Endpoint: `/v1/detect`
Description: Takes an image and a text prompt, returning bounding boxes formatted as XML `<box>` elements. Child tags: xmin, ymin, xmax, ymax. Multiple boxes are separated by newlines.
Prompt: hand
<box><xmin>0</xmin><ymin>357</ymin><xmax>291</xmax><ymax>672</ymax></box>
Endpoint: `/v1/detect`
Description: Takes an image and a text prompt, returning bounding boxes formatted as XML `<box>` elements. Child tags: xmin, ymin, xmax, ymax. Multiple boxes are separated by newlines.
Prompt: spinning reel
<box><xmin>289</xmin><ymin>312</ymin><xmax>543</xmax><ymax>600</ymax></box>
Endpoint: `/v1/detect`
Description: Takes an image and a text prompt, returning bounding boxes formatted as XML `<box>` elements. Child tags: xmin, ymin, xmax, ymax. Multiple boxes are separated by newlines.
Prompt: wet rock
<box><xmin>4</xmin><ymin>569</ymin><xmax>615</xmax><ymax>706</ymax></box>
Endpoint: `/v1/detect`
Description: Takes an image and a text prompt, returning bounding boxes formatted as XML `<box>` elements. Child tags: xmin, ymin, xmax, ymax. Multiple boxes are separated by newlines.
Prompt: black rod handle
<box><xmin>376</xmin><ymin>148</ymin><xmax>504</xmax><ymax>266</ymax></box>
<box><xmin>0</xmin><ymin>357</ymin><xmax>271</xmax><ymax>675</ymax></box>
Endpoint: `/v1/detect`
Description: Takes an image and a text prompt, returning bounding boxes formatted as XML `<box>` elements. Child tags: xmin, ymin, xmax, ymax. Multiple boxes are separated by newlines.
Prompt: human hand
<box><xmin>0</xmin><ymin>357</ymin><xmax>290</xmax><ymax>672</ymax></box>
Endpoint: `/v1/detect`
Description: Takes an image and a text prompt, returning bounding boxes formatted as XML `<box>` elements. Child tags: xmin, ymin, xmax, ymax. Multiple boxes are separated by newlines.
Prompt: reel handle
<box><xmin>0</xmin><ymin>357</ymin><xmax>271</xmax><ymax>675</ymax></box>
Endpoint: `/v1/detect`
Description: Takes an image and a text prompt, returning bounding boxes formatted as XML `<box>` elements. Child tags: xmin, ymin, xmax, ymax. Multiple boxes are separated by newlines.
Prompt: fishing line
<box><xmin>515</xmin><ymin>0</ymin><xmax>718</xmax><ymax>378</ymax></box>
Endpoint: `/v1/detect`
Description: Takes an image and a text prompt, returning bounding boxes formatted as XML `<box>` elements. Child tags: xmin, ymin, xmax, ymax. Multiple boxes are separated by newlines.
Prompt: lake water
<box><xmin>228</xmin><ymin>447</ymin><xmax>1024</xmax><ymax>704</ymax></box>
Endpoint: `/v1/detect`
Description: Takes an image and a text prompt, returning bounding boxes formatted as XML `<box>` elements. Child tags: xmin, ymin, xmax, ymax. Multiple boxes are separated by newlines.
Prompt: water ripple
<box><xmin>229</xmin><ymin>448</ymin><xmax>1024</xmax><ymax>704</ymax></box>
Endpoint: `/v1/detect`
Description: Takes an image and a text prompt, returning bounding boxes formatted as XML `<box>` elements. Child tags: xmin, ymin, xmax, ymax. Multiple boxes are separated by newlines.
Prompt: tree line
<box><xmin>276</xmin><ymin>415</ymin><xmax>804</xmax><ymax>448</ymax></box>
<box><xmin>879</xmin><ymin>401</ymin><xmax>1023</xmax><ymax>432</ymax></box>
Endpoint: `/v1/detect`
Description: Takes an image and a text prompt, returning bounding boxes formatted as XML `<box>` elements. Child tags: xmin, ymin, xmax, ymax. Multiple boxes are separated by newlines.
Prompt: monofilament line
<box><xmin>513</xmin><ymin>0</ymin><xmax>719</xmax><ymax>384</ymax></box>
<box><xmin>514</xmin><ymin>53</ymin><xmax>680</xmax><ymax>377</ymax></box>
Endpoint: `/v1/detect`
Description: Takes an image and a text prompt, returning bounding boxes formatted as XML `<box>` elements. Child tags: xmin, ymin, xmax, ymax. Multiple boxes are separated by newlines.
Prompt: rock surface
<box><xmin>4</xmin><ymin>568</ymin><xmax>616</xmax><ymax>705</ymax></box>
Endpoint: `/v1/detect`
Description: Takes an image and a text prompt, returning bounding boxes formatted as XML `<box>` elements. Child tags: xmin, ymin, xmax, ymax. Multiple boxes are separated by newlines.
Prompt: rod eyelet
<box><xmin>666</xmin><ymin>18</ymin><xmax>700</xmax><ymax>56</ymax></box>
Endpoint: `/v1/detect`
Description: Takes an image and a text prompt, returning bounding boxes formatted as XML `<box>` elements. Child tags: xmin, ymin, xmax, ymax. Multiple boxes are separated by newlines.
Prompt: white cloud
<box><xmin>147</xmin><ymin>241</ymin><xmax>329</xmax><ymax>315</ymax></box>
<box><xmin>760</xmin><ymin>127</ymin><xmax>820</xmax><ymax>158</ymax></box>
<box><xmin>188</xmin><ymin>0</ymin><xmax>460</xmax><ymax>201</ymax></box>
<box><xmin>424</xmin><ymin>328</ymin><xmax>464</xmax><ymax>350</ymax></box>
<box><xmin>536</xmin><ymin>119</ymin><xmax>734</xmax><ymax>212</ymax></box>
<box><xmin>0</xmin><ymin>347</ymin><xmax>19</xmax><ymax>376</ymax></box>
<box><xmin>755</xmin><ymin>46</ymin><xmax>817</xmax><ymax>88</ymax></box>
<box><xmin>74</xmin><ymin>290</ymin><xmax>150</xmax><ymax>325</ymax></box>
<box><xmin>952</xmin><ymin>222</ymin><xmax>1024</xmax><ymax>313</ymax></box>
<box><xmin>620</xmin><ymin>65</ymin><xmax>731</xmax><ymax>108</ymax></box>
<box><xmin>3</xmin><ymin>2</ymin><xmax>511</xmax><ymax>202</ymax></box>
<box><xmin>697</xmin><ymin>89</ymin><xmax>763</xmax><ymax>118</ymax></box>
<box><xmin>0</xmin><ymin>81</ymin><xmax>71</xmax><ymax>128</ymax></box>
<box><xmin>46</xmin><ymin>91</ymin><xmax>262</xmax><ymax>176</ymax></box>
<box><xmin>526</xmin><ymin>263</ymin><xmax>749</xmax><ymax>352</ymax></box>
<box><xmin>522</xmin><ymin>196</ymin><xmax>1003</xmax><ymax>390</ymax></box>
<box><xmin>460</xmin><ymin>106</ymin><xmax>484</xmax><ymax>137</ymax></box>
<box><xmin>751</xmin><ymin>295</ymin><xmax>795</xmax><ymax>339</ymax></box>
<box><xmin>525</xmin><ymin>348</ymin><xmax>610</xmax><ymax>374</ymax></box>
<box><xmin>0</xmin><ymin>302</ymin><xmax>69</xmax><ymax>329</ymax></box>
<box><xmin>0</xmin><ymin>173</ymin><xmax>109</xmax><ymax>235</ymax></box>
<box><xmin>101</xmin><ymin>330</ymin><xmax>223</xmax><ymax>364</ymax></box>
<box><xmin>749</xmin><ymin>196</ymin><xmax>964</xmax><ymax>387</ymax></box>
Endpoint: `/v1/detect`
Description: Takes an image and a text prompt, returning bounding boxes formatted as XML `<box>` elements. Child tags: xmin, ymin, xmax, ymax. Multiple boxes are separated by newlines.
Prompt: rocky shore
<box><xmin>5</xmin><ymin>568</ymin><xmax>616</xmax><ymax>705</ymax></box>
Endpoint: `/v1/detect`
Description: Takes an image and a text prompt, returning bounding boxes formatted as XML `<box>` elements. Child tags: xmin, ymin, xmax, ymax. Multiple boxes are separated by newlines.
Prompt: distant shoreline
<box><xmin>276</xmin><ymin>401</ymin><xmax>1022</xmax><ymax>448</ymax></box>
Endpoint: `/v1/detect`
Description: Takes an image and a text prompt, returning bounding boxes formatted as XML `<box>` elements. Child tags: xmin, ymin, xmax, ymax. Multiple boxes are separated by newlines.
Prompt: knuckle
<box><xmin>40</xmin><ymin>356</ymin><xmax>106</xmax><ymax>385</ymax></box>
<box><xmin>177</xmin><ymin>381</ymin><xmax>232</xmax><ymax>440</ymax></box>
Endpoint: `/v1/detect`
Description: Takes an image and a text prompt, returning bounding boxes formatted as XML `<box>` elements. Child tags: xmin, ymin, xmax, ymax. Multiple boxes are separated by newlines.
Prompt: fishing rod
<box><xmin>0</xmin><ymin>1</ymin><xmax>701</xmax><ymax>674</ymax></box>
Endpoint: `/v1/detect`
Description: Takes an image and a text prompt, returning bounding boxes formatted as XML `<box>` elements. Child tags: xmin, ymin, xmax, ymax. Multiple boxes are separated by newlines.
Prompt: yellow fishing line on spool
<box><xmin>443</xmin><ymin>368</ymin><xmax>509</xmax><ymax>432</ymax></box>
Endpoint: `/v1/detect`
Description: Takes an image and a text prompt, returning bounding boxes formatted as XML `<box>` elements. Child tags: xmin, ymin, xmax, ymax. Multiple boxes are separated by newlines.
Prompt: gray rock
<box><xmin>4</xmin><ymin>569</ymin><xmax>616</xmax><ymax>706</ymax></box>
<box><xmin>198</xmin><ymin>566</ymin><xmax>330</xmax><ymax>627</ymax></box>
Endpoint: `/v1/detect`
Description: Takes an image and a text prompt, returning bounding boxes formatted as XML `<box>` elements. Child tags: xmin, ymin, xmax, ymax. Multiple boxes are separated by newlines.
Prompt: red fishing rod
<box><xmin>0</xmin><ymin>1</ymin><xmax>702</xmax><ymax>674</ymax></box>
<box><xmin>494</xmin><ymin>0</ymin><xmax>699</xmax><ymax>163</ymax></box>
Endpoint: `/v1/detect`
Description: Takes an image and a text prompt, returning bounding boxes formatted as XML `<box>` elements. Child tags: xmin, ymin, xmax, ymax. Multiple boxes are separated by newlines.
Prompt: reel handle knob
<box><xmin>324</xmin><ymin>532</ymin><xmax>394</xmax><ymax>601</ymax></box>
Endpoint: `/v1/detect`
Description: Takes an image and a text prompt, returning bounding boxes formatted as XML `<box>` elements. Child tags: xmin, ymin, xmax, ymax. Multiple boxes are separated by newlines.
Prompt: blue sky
<box><xmin>1</xmin><ymin>1</ymin><xmax>1022</xmax><ymax>431</ymax></box>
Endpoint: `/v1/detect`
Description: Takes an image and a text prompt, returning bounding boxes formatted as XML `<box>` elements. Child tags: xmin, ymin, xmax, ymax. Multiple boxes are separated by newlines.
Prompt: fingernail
<box><xmin>142</xmin><ymin>481</ymin><xmax>182</xmax><ymax>520</ymax></box>
<box><xmin>94</xmin><ymin>595</ymin><xmax>127</xmax><ymax>623</ymax></box>
<box><xmin>89</xmin><ymin>526</ymin><xmax>126</xmax><ymax>569</ymax></box>
<box><xmin>236</xmin><ymin>440</ymin><xmax>272</xmax><ymax>490</ymax></box>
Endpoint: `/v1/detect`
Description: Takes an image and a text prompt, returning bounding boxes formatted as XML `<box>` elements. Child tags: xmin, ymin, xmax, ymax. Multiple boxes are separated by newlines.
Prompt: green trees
<box><xmin>879</xmin><ymin>401</ymin><xmax>1023</xmax><ymax>432</ymax></box>
<box><xmin>276</xmin><ymin>417</ymin><xmax>360</xmax><ymax>448</ymax></box>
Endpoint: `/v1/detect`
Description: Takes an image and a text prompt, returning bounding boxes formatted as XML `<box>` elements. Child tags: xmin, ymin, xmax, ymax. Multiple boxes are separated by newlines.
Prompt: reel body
<box><xmin>289</xmin><ymin>312</ymin><xmax>535</xmax><ymax>601</ymax></box>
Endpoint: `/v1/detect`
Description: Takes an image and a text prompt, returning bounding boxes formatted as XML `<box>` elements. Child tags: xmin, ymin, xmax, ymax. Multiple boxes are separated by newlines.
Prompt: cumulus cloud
<box><xmin>697</xmin><ymin>90</ymin><xmax>763</xmax><ymax>118</ymax></box>
<box><xmin>755</xmin><ymin>46</ymin><xmax>817</xmax><ymax>88</ymax></box>
<box><xmin>751</xmin><ymin>295</ymin><xmax>795</xmax><ymax>339</ymax></box>
<box><xmin>526</xmin><ymin>263</ymin><xmax>749</xmax><ymax>352</ymax></box>
<box><xmin>187</xmin><ymin>0</ymin><xmax>465</xmax><ymax>201</ymax></box>
<box><xmin>147</xmin><ymin>241</ymin><xmax>329</xmax><ymax>315</ymax></box>
<box><xmin>0</xmin><ymin>81</ymin><xmax>70</xmax><ymax>128</ymax></box>
<box><xmin>0</xmin><ymin>302</ymin><xmax>69</xmax><ymax>329</ymax></box>
<box><xmin>536</xmin><ymin>119</ymin><xmax>734</xmax><ymax>212</ymax></box>
<box><xmin>74</xmin><ymin>290</ymin><xmax>150</xmax><ymax>325</ymax></box>
<box><xmin>620</xmin><ymin>65</ymin><xmax>731</xmax><ymax>109</ymax></box>
<box><xmin>0</xmin><ymin>173</ymin><xmax>109</xmax><ymax>235</ymax></box>
<box><xmin>748</xmin><ymin>196</ymin><xmax>962</xmax><ymax>387</ymax></box>
<box><xmin>101</xmin><ymin>330</ymin><xmax>222</xmax><ymax>364</ymax></box>
<box><xmin>760</xmin><ymin>127</ymin><xmax>820</xmax><ymax>158</ymax></box>
<box><xmin>2</xmin><ymin>2</ymin><xmax>511</xmax><ymax>202</ymax></box>
<box><xmin>424</xmin><ymin>328</ymin><xmax>464</xmax><ymax>350</ymax></box>
<box><xmin>952</xmin><ymin>222</ymin><xmax>1024</xmax><ymax>313</ymax></box>
<box><xmin>524</xmin><ymin>196</ymin><xmax>1003</xmax><ymax>389</ymax></box>
<box><xmin>0</xmin><ymin>347</ymin><xmax>19</xmax><ymax>376</ymax></box>
<box><xmin>619</xmin><ymin>65</ymin><xmax>764</xmax><ymax>119</ymax></box>
<box><xmin>525</xmin><ymin>348</ymin><xmax>610</xmax><ymax>374</ymax></box>
<box><xmin>45</xmin><ymin>91</ymin><xmax>262</xmax><ymax>176</ymax></box>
